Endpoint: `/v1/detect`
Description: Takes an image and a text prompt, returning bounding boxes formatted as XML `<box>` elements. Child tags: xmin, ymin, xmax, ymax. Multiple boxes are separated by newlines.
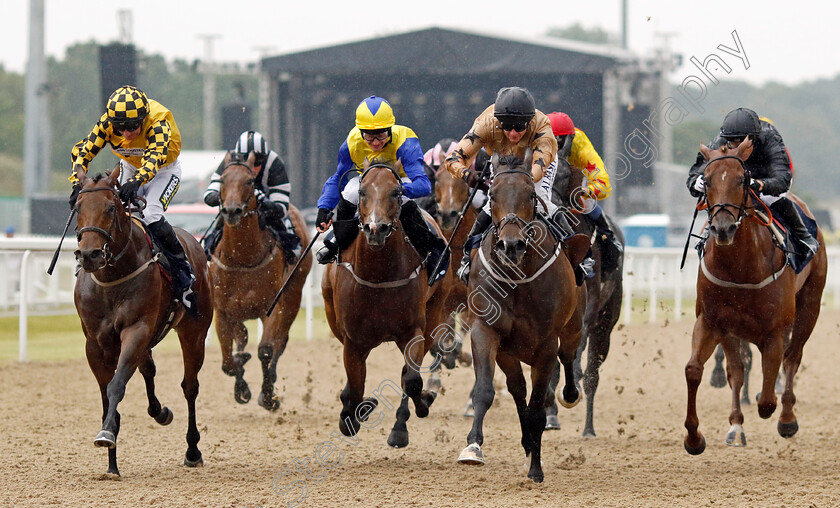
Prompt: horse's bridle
<box><xmin>357</xmin><ymin>163</ymin><xmax>404</xmax><ymax>237</ymax></box>
<box><xmin>221</xmin><ymin>160</ymin><xmax>259</xmax><ymax>219</ymax></box>
<box><xmin>76</xmin><ymin>186</ymin><xmax>131</xmax><ymax>266</ymax></box>
<box><xmin>490</xmin><ymin>169</ymin><xmax>540</xmax><ymax>244</ymax></box>
<box><xmin>703</xmin><ymin>155</ymin><xmax>752</xmax><ymax>226</ymax></box>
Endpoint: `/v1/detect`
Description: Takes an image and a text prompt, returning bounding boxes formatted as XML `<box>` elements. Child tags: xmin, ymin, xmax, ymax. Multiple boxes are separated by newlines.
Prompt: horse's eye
<box><xmin>106</xmin><ymin>204</ymin><xmax>115</xmax><ymax>215</ymax></box>
<box><xmin>391</xmin><ymin>190</ymin><xmax>401</xmax><ymax>199</ymax></box>
<box><xmin>247</xmin><ymin>178</ymin><xmax>255</xmax><ymax>186</ymax></box>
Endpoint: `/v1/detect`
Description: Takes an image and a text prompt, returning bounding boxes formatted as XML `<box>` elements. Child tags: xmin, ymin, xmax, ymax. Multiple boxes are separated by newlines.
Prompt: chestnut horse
<box><xmin>73</xmin><ymin>166</ymin><xmax>213</xmax><ymax>476</ymax></box>
<box><xmin>545</xmin><ymin>156</ymin><xmax>625</xmax><ymax>436</ymax></box>
<box><xmin>684</xmin><ymin>139</ymin><xmax>827</xmax><ymax>454</ymax></box>
<box><xmin>210</xmin><ymin>152</ymin><xmax>312</xmax><ymax>410</ymax></box>
<box><xmin>322</xmin><ymin>161</ymin><xmax>452</xmax><ymax>448</ymax></box>
<box><xmin>457</xmin><ymin>152</ymin><xmax>590</xmax><ymax>483</ymax></box>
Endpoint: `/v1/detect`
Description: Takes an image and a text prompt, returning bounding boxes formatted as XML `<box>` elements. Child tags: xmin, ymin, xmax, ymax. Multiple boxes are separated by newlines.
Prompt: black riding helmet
<box><xmin>720</xmin><ymin>107</ymin><xmax>760</xmax><ymax>139</ymax></box>
<box><xmin>494</xmin><ymin>87</ymin><xmax>535</xmax><ymax>124</ymax></box>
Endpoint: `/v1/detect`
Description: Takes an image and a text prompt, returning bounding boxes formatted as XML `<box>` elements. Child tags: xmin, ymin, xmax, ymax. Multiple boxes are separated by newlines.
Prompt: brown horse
<box><xmin>426</xmin><ymin>164</ymin><xmax>476</xmax><ymax>393</ymax></box>
<box><xmin>321</xmin><ymin>160</ymin><xmax>452</xmax><ymax>448</ymax></box>
<box><xmin>210</xmin><ymin>152</ymin><xmax>312</xmax><ymax>411</ymax></box>
<box><xmin>73</xmin><ymin>166</ymin><xmax>213</xmax><ymax>476</ymax></box>
<box><xmin>457</xmin><ymin>152</ymin><xmax>590</xmax><ymax>483</ymax></box>
<box><xmin>684</xmin><ymin>139</ymin><xmax>827</xmax><ymax>454</ymax></box>
<box><xmin>545</xmin><ymin>157</ymin><xmax>625</xmax><ymax>436</ymax></box>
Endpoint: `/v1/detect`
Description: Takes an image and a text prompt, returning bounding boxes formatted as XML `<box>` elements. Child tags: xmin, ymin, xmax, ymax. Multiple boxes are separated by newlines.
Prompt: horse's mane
<box><xmin>496</xmin><ymin>154</ymin><xmax>523</xmax><ymax>168</ymax></box>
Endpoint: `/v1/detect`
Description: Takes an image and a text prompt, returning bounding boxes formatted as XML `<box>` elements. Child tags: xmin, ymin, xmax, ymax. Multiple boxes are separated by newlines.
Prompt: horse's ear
<box><xmin>224</xmin><ymin>151</ymin><xmax>232</xmax><ymax>164</ymax></box>
<box><xmin>699</xmin><ymin>144</ymin><xmax>712</xmax><ymax>161</ymax></box>
<box><xmin>76</xmin><ymin>166</ymin><xmax>89</xmax><ymax>186</ymax></box>
<box><xmin>737</xmin><ymin>137</ymin><xmax>754</xmax><ymax>161</ymax></box>
<box><xmin>247</xmin><ymin>151</ymin><xmax>258</xmax><ymax>174</ymax></box>
<box><xmin>108</xmin><ymin>163</ymin><xmax>121</xmax><ymax>184</ymax></box>
<box><xmin>363</xmin><ymin>157</ymin><xmax>371</xmax><ymax>170</ymax></box>
<box><xmin>490</xmin><ymin>152</ymin><xmax>500</xmax><ymax>169</ymax></box>
<box><xmin>393</xmin><ymin>160</ymin><xmax>403</xmax><ymax>173</ymax></box>
<box><xmin>524</xmin><ymin>148</ymin><xmax>533</xmax><ymax>168</ymax></box>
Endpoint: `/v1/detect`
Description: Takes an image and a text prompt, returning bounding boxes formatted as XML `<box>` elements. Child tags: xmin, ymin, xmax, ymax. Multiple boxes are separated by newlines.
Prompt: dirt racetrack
<box><xmin>2</xmin><ymin>308</ymin><xmax>840</xmax><ymax>508</ymax></box>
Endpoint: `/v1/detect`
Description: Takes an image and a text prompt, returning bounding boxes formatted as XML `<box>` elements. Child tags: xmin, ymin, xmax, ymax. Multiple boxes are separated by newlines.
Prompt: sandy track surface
<box><xmin>2</xmin><ymin>310</ymin><xmax>840</xmax><ymax>507</ymax></box>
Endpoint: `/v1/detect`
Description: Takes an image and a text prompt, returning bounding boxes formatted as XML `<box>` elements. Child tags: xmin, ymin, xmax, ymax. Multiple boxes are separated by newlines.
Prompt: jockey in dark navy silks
<box><xmin>314</xmin><ymin>95</ymin><xmax>448</xmax><ymax>282</ymax></box>
<box><xmin>687</xmin><ymin>107</ymin><xmax>819</xmax><ymax>265</ymax></box>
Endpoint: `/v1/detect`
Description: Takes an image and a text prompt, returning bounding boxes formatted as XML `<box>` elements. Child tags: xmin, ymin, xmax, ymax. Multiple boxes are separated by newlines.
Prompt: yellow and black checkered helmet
<box><xmin>106</xmin><ymin>85</ymin><xmax>149</xmax><ymax>123</ymax></box>
<box><xmin>355</xmin><ymin>96</ymin><xmax>395</xmax><ymax>130</ymax></box>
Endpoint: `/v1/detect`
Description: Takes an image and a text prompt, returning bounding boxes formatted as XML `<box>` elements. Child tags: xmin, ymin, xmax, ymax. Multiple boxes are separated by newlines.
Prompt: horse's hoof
<box><xmin>184</xmin><ymin>453</ymin><xmax>204</xmax><ymax>468</ymax></box>
<box><xmin>582</xmin><ymin>428</ymin><xmax>596</xmax><ymax>439</ymax></box>
<box><xmin>258</xmin><ymin>392</ymin><xmax>281</xmax><ymax>412</ymax></box>
<box><xmin>684</xmin><ymin>435</ymin><xmax>706</xmax><ymax>455</ymax></box>
<box><xmin>457</xmin><ymin>443</ymin><xmax>485</xmax><ymax>465</ymax></box>
<box><xmin>359</xmin><ymin>398</ymin><xmax>379</xmax><ymax>422</ymax></box>
<box><xmin>339</xmin><ymin>417</ymin><xmax>359</xmax><ymax>437</ymax></box>
<box><xmin>545</xmin><ymin>414</ymin><xmax>561</xmax><ymax>430</ymax></box>
<box><xmin>458</xmin><ymin>352</ymin><xmax>473</xmax><ymax>367</ymax></box>
<box><xmin>155</xmin><ymin>407</ymin><xmax>173</xmax><ymax>426</ymax></box>
<box><xmin>234</xmin><ymin>379</ymin><xmax>251</xmax><ymax>404</ymax></box>
<box><xmin>558</xmin><ymin>387</ymin><xmax>582</xmax><ymax>408</ymax></box>
<box><xmin>527</xmin><ymin>470</ymin><xmax>545</xmax><ymax>483</ymax></box>
<box><xmin>709</xmin><ymin>365</ymin><xmax>727</xmax><ymax>388</ymax></box>
<box><xmin>94</xmin><ymin>430</ymin><xmax>116</xmax><ymax>449</ymax></box>
<box><xmin>778</xmin><ymin>419</ymin><xmax>799</xmax><ymax>438</ymax></box>
<box><xmin>462</xmin><ymin>399</ymin><xmax>474</xmax><ymax>418</ymax></box>
<box><xmin>387</xmin><ymin>429</ymin><xmax>409</xmax><ymax>448</ymax></box>
<box><xmin>725</xmin><ymin>424</ymin><xmax>747</xmax><ymax>447</ymax></box>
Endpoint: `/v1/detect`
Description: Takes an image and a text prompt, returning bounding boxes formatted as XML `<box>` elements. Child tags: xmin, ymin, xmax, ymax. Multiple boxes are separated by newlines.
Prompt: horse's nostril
<box><xmin>516</xmin><ymin>240</ymin><xmax>526</xmax><ymax>252</ymax></box>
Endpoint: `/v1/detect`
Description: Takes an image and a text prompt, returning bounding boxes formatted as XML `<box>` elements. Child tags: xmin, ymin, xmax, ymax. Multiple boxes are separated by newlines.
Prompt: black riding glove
<box><xmin>749</xmin><ymin>179</ymin><xmax>763</xmax><ymax>193</ymax></box>
<box><xmin>119</xmin><ymin>179</ymin><xmax>142</xmax><ymax>204</ymax></box>
<box><xmin>204</xmin><ymin>190</ymin><xmax>220</xmax><ymax>207</ymax></box>
<box><xmin>69</xmin><ymin>183</ymin><xmax>81</xmax><ymax>208</ymax></box>
<box><xmin>316</xmin><ymin>207</ymin><xmax>333</xmax><ymax>228</ymax></box>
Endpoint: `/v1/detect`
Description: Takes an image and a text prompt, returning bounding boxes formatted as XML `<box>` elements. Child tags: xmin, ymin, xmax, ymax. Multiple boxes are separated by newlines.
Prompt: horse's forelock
<box><xmin>496</xmin><ymin>154</ymin><xmax>523</xmax><ymax>169</ymax></box>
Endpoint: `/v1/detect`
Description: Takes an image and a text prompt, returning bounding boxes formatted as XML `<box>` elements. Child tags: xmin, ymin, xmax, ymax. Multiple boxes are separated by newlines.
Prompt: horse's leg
<box><xmin>256</xmin><ymin>311</ymin><xmax>292</xmax><ymax>412</ymax></box>
<box><xmin>778</xmin><ymin>284</ymin><xmax>823</xmax><ymax>437</ymax></box>
<box><xmin>93</xmin><ymin>328</ymin><xmax>147</xmax><ymax>452</ymax></box>
<box><xmin>496</xmin><ymin>352</ymin><xmax>530</xmax><ymax>462</ymax></box>
<box><xmin>524</xmin><ymin>350</ymin><xmax>555</xmax><ymax>483</ymax></box>
<box><xmin>684</xmin><ymin>316</ymin><xmax>720</xmax><ymax>455</ymax></box>
<box><xmin>543</xmin><ymin>360</ymin><xmax>561</xmax><ymax>430</ymax></box>
<box><xmin>557</xmin><ymin>332</ymin><xmax>582</xmax><ymax>410</ymax></box>
<box><xmin>740</xmin><ymin>341</ymin><xmax>752</xmax><ymax>405</ymax></box>
<box><xmin>85</xmin><ymin>339</ymin><xmax>120</xmax><ymax>475</ymax></box>
<box><xmin>755</xmin><ymin>330</ymin><xmax>785</xmax><ymax>421</ymax></box>
<box><xmin>177</xmin><ymin>324</ymin><xmax>206</xmax><ymax>467</ymax></box>
<box><xmin>710</xmin><ymin>344</ymin><xmax>727</xmax><ymax>388</ymax></box>
<box><xmin>138</xmin><ymin>351</ymin><xmax>173</xmax><ymax>426</ymax></box>
<box><xmin>339</xmin><ymin>341</ymin><xmax>374</xmax><ymax>437</ymax></box>
<box><xmin>458</xmin><ymin>323</ymin><xmax>499</xmax><ymax>465</ymax></box>
<box><xmin>398</xmin><ymin>329</ymin><xmax>438</xmax><ymax>420</ymax></box>
<box><xmin>216</xmin><ymin>315</ymin><xmax>251</xmax><ymax>404</ymax></box>
<box><xmin>721</xmin><ymin>338</ymin><xmax>746</xmax><ymax>447</ymax></box>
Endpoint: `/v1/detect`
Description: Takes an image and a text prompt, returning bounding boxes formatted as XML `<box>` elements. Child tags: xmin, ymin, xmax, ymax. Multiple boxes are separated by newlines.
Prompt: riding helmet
<box><xmin>106</xmin><ymin>85</ymin><xmax>149</xmax><ymax>123</ymax></box>
<box><xmin>355</xmin><ymin>96</ymin><xmax>396</xmax><ymax>131</ymax></box>
<box><xmin>720</xmin><ymin>108</ymin><xmax>761</xmax><ymax>139</ymax></box>
<box><xmin>547</xmin><ymin>112</ymin><xmax>576</xmax><ymax>136</ymax></box>
<box><xmin>493</xmin><ymin>87</ymin><xmax>536</xmax><ymax>120</ymax></box>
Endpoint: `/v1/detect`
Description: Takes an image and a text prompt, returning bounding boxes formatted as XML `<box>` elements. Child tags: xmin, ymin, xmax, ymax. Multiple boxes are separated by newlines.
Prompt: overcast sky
<box><xmin>2</xmin><ymin>0</ymin><xmax>838</xmax><ymax>87</ymax></box>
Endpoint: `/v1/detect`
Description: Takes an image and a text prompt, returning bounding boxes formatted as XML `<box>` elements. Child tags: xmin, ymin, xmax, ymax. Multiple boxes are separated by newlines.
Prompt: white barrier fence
<box><xmin>4</xmin><ymin>236</ymin><xmax>840</xmax><ymax>361</ymax></box>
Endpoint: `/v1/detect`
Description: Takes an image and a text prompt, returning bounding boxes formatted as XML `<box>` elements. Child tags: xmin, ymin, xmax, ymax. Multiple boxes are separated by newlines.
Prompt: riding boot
<box><xmin>268</xmin><ymin>215</ymin><xmax>302</xmax><ymax>265</ymax></box>
<box><xmin>457</xmin><ymin>210</ymin><xmax>492</xmax><ymax>285</ymax></box>
<box><xmin>148</xmin><ymin>218</ymin><xmax>197</xmax><ymax>312</ymax></box>
<box><xmin>400</xmin><ymin>200</ymin><xmax>449</xmax><ymax>283</ymax></box>
<box><xmin>590</xmin><ymin>210</ymin><xmax>623</xmax><ymax>273</ymax></box>
<box><xmin>202</xmin><ymin>218</ymin><xmax>223</xmax><ymax>261</ymax></box>
<box><xmin>769</xmin><ymin>198</ymin><xmax>818</xmax><ymax>264</ymax></box>
<box><xmin>549</xmin><ymin>208</ymin><xmax>576</xmax><ymax>239</ymax></box>
<box><xmin>316</xmin><ymin>198</ymin><xmax>358</xmax><ymax>264</ymax></box>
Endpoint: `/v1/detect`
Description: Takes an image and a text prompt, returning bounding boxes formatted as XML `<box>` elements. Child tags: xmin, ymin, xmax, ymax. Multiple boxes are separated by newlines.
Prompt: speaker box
<box><xmin>99</xmin><ymin>43</ymin><xmax>137</xmax><ymax>107</ymax></box>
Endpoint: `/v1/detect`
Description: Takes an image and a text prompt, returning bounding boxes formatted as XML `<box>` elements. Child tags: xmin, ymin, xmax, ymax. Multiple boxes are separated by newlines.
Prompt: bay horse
<box><xmin>73</xmin><ymin>166</ymin><xmax>213</xmax><ymax>476</ymax></box>
<box><xmin>684</xmin><ymin>139</ymin><xmax>827</xmax><ymax>454</ymax></box>
<box><xmin>545</xmin><ymin>155</ymin><xmax>625</xmax><ymax>436</ymax></box>
<box><xmin>210</xmin><ymin>151</ymin><xmax>312</xmax><ymax>410</ymax></box>
<box><xmin>457</xmin><ymin>152</ymin><xmax>590</xmax><ymax>483</ymax></box>
<box><xmin>321</xmin><ymin>160</ymin><xmax>452</xmax><ymax>448</ymax></box>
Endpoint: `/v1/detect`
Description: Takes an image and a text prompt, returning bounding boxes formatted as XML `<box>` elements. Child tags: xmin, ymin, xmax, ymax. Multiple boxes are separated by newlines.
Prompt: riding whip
<box><xmin>267</xmin><ymin>214</ymin><xmax>331</xmax><ymax>316</ymax></box>
<box><xmin>47</xmin><ymin>208</ymin><xmax>77</xmax><ymax>276</ymax></box>
<box><xmin>427</xmin><ymin>157</ymin><xmax>491</xmax><ymax>286</ymax></box>
<box><xmin>680</xmin><ymin>197</ymin><xmax>703</xmax><ymax>270</ymax></box>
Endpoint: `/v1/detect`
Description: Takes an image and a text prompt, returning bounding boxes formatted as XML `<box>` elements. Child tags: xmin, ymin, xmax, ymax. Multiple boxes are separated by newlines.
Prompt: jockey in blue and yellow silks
<box><xmin>314</xmin><ymin>95</ymin><xmax>448</xmax><ymax>282</ymax></box>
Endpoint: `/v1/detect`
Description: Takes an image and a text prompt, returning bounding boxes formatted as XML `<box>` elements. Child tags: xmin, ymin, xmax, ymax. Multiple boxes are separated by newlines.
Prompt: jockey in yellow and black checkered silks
<box><xmin>70</xmin><ymin>85</ymin><xmax>182</xmax><ymax>188</ymax></box>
